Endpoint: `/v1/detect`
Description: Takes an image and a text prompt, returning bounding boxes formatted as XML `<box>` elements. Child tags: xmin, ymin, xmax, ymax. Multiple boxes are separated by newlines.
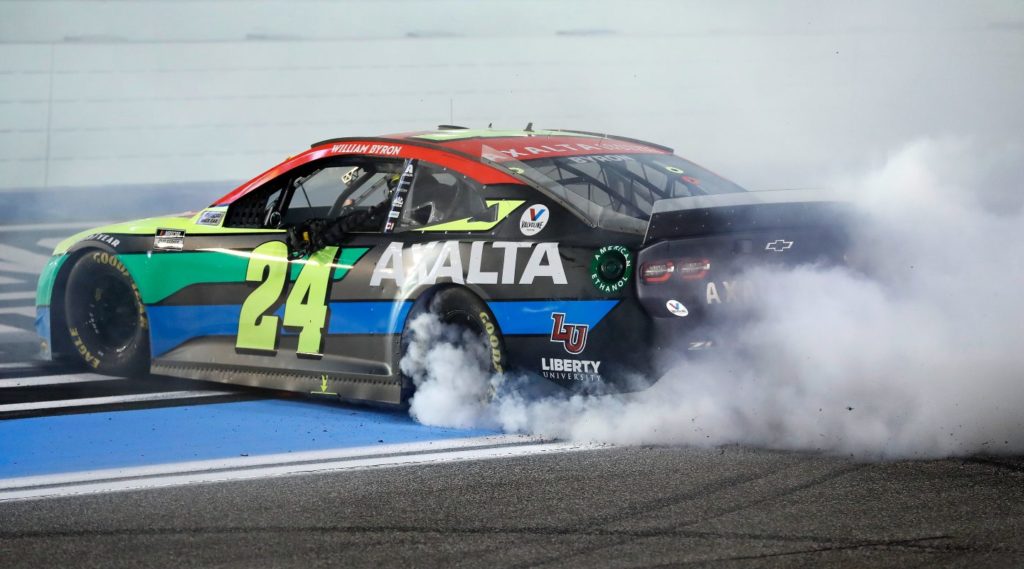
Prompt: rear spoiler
<box><xmin>644</xmin><ymin>189</ymin><xmax>851</xmax><ymax>246</ymax></box>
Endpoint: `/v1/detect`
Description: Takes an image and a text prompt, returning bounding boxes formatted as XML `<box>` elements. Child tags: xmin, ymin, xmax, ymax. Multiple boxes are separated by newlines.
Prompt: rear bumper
<box><xmin>637</xmin><ymin>199</ymin><xmax>852</xmax><ymax>366</ymax></box>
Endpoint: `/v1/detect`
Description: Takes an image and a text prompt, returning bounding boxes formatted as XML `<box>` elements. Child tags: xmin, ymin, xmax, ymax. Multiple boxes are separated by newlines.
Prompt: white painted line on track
<box><xmin>0</xmin><ymin>244</ymin><xmax>51</xmax><ymax>273</ymax></box>
<box><xmin>0</xmin><ymin>221</ymin><xmax>111</xmax><ymax>232</ymax></box>
<box><xmin>36</xmin><ymin>237</ymin><xmax>64</xmax><ymax>250</ymax></box>
<box><xmin>0</xmin><ymin>291</ymin><xmax>37</xmax><ymax>301</ymax></box>
<box><xmin>0</xmin><ymin>389</ymin><xmax>235</xmax><ymax>412</ymax></box>
<box><xmin>0</xmin><ymin>362</ymin><xmax>39</xmax><ymax>369</ymax></box>
<box><xmin>0</xmin><ymin>306</ymin><xmax>35</xmax><ymax>317</ymax></box>
<box><xmin>0</xmin><ymin>322</ymin><xmax>29</xmax><ymax>334</ymax></box>
<box><xmin>0</xmin><ymin>437</ymin><xmax>609</xmax><ymax>502</ymax></box>
<box><xmin>0</xmin><ymin>261</ymin><xmax>36</xmax><ymax>275</ymax></box>
<box><xmin>0</xmin><ymin>373</ymin><xmax>119</xmax><ymax>388</ymax></box>
<box><xmin>1</xmin><ymin>435</ymin><xmax>544</xmax><ymax>490</ymax></box>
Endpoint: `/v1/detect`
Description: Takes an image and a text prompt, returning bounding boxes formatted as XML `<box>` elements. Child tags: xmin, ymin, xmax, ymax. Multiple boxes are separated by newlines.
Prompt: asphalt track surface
<box><xmin>2</xmin><ymin>223</ymin><xmax>1023</xmax><ymax>568</ymax></box>
<box><xmin>2</xmin><ymin>441</ymin><xmax>1023</xmax><ymax>568</ymax></box>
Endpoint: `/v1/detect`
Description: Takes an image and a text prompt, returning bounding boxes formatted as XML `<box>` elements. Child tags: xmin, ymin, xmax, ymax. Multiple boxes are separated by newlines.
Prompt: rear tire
<box><xmin>400</xmin><ymin>287</ymin><xmax>507</xmax><ymax>403</ymax></box>
<box><xmin>429</xmin><ymin>288</ymin><xmax>507</xmax><ymax>376</ymax></box>
<box><xmin>64</xmin><ymin>250</ymin><xmax>150</xmax><ymax>376</ymax></box>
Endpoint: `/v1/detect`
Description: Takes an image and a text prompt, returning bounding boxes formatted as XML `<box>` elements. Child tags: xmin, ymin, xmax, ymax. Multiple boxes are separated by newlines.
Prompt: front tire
<box><xmin>64</xmin><ymin>250</ymin><xmax>150</xmax><ymax>376</ymax></box>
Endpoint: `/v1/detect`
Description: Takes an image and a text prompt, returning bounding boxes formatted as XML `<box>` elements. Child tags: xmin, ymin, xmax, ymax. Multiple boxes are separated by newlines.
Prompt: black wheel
<box><xmin>430</xmin><ymin>287</ymin><xmax>507</xmax><ymax>375</ymax></box>
<box><xmin>400</xmin><ymin>287</ymin><xmax>507</xmax><ymax>402</ymax></box>
<box><xmin>64</xmin><ymin>250</ymin><xmax>150</xmax><ymax>375</ymax></box>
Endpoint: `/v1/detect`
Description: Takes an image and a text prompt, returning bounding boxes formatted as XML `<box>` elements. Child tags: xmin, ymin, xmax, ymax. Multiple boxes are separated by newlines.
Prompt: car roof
<box><xmin>215</xmin><ymin>128</ymin><xmax>672</xmax><ymax>206</ymax></box>
<box><xmin>315</xmin><ymin>127</ymin><xmax>673</xmax><ymax>159</ymax></box>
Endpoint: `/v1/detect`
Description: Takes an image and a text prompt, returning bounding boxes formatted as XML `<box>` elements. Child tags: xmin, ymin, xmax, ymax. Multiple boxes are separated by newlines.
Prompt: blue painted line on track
<box><xmin>0</xmin><ymin>400</ymin><xmax>499</xmax><ymax>479</ymax></box>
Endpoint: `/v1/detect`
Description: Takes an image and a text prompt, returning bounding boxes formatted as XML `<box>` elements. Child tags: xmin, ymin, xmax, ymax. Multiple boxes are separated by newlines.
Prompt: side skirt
<box><xmin>151</xmin><ymin>361</ymin><xmax>404</xmax><ymax>405</ymax></box>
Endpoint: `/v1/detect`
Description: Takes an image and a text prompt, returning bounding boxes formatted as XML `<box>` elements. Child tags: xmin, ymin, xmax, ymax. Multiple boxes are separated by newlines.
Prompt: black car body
<box><xmin>36</xmin><ymin>128</ymin><xmax>847</xmax><ymax>405</ymax></box>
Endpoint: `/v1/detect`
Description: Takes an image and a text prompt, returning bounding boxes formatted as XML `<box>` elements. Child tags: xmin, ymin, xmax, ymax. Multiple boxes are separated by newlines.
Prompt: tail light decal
<box><xmin>640</xmin><ymin>261</ymin><xmax>674</xmax><ymax>283</ymax></box>
<box><xmin>640</xmin><ymin>258</ymin><xmax>710</xmax><ymax>284</ymax></box>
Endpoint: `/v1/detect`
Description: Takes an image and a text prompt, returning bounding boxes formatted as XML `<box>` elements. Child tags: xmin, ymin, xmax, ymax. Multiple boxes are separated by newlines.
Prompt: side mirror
<box><xmin>468</xmin><ymin>202</ymin><xmax>500</xmax><ymax>223</ymax></box>
<box><xmin>265</xmin><ymin>210</ymin><xmax>282</xmax><ymax>228</ymax></box>
<box><xmin>263</xmin><ymin>197</ymin><xmax>282</xmax><ymax>228</ymax></box>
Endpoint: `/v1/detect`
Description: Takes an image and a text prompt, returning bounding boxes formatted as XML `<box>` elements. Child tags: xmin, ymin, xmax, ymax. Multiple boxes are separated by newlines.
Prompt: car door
<box><xmin>146</xmin><ymin>155</ymin><xmax>405</xmax><ymax>393</ymax></box>
<box><xmin>316</xmin><ymin>157</ymin><xmax>525</xmax><ymax>384</ymax></box>
<box><xmin>149</xmin><ymin>152</ymin><xmax>528</xmax><ymax>401</ymax></box>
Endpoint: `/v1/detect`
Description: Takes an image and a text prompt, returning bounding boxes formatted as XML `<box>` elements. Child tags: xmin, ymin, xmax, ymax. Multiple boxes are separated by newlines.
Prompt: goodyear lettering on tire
<box><xmin>478</xmin><ymin>311</ymin><xmax>504</xmax><ymax>374</ymax></box>
<box><xmin>69</xmin><ymin>327</ymin><xmax>101</xmax><ymax>369</ymax></box>
<box><xmin>89</xmin><ymin>251</ymin><xmax>148</xmax><ymax>330</ymax></box>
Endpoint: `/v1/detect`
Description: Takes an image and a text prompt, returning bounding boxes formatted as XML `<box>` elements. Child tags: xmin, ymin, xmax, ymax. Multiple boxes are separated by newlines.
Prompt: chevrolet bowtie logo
<box><xmin>765</xmin><ymin>239</ymin><xmax>794</xmax><ymax>252</ymax></box>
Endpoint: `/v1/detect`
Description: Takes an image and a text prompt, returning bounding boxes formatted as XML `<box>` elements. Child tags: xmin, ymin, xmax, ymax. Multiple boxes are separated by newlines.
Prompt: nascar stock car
<box><xmin>35</xmin><ymin>127</ymin><xmax>848</xmax><ymax>405</ymax></box>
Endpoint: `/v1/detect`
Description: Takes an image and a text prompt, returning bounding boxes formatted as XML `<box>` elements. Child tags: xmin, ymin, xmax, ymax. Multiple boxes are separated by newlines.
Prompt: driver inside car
<box><xmin>286</xmin><ymin>172</ymin><xmax>400</xmax><ymax>257</ymax></box>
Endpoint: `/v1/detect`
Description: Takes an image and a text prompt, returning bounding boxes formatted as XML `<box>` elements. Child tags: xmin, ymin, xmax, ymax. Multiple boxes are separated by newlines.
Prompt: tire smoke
<box><xmin>402</xmin><ymin>138</ymin><xmax>1024</xmax><ymax>458</ymax></box>
<box><xmin>400</xmin><ymin>313</ymin><xmax>502</xmax><ymax>429</ymax></box>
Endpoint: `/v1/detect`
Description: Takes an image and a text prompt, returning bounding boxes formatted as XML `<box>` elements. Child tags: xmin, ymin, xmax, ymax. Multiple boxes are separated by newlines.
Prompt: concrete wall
<box><xmin>0</xmin><ymin>0</ymin><xmax>1021</xmax><ymax>192</ymax></box>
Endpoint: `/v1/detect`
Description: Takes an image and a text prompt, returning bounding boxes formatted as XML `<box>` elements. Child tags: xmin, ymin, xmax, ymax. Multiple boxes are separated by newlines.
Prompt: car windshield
<box><xmin>483</xmin><ymin>149</ymin><xmax>747</xmax><ymax>232</ymax></box>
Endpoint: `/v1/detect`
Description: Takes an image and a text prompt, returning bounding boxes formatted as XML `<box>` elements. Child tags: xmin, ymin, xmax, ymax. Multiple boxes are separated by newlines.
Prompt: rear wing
<box><xmin>644</xmin><ymin>189</ymin><xmax>851</xmax><ymax>246</ymax></box>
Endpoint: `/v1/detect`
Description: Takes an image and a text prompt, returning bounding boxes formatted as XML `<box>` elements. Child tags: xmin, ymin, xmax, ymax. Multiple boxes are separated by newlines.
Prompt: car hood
<box><xmin>50</xmin><ymin>207</ymin><xmax>276</xmax><ymax>255</ymax></box>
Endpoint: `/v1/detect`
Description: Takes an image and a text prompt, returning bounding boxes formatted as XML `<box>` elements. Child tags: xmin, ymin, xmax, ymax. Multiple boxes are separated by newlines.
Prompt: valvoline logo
<box><xmin>520</xmin><ymin>204</ymin><xmax>549</xmax><ymax>236</ymax></box>
<box><xmin>666</xmin><ymin>299</ymin><xmax>689</xmax><ymax>317</ymax></box>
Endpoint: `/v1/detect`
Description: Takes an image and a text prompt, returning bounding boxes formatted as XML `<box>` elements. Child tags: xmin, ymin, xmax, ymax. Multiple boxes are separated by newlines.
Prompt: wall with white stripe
<box><xmin>0</xmin><ymin>0</ymin><xmax>1020</xmax><ymax>191</ymax></box>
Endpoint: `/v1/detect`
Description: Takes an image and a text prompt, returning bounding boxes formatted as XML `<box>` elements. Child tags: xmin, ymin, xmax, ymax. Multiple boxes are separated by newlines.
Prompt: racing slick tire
<box><xmin>430</xmin><ymin>287</ymin><xmax>507</xmax><ymax>376</ymax></box>
<box><xmin>400</xmin><ymin>287</ymin><xmax>507</xmax><ymax>403</ymax></box>
<box><xmin>64</xmin><ymin>250</ymin><xmax>150</xmax><ymax>376</ymax></box>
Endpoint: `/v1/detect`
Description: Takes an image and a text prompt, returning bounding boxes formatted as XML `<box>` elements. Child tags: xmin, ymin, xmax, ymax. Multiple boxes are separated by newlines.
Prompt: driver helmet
<box><xmin>386</xmin><ymin>171</ymin><xmax>402</xmax><ymax>192</ymax></box>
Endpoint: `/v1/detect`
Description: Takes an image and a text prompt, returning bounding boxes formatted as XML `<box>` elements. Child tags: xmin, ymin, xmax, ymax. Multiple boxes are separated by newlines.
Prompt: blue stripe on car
<box><xmin>325</xmin><ymin>301</ymin><xmax>412</xmax><ymax>334</ymax></box>
<box><xmin>146</xmin><ymin>299</ymin><xmax>618</xmax><ymax>357</ymax></box>
<box><xmin>147</xmin><ymin>304</ymin><xmax>242</xmax><ymax>356</ymax></box>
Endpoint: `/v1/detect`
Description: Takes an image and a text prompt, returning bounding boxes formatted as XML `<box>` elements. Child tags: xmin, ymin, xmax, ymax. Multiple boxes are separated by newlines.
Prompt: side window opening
<box><xmin>505</xmin><ymin>153</ymin><xmax>746</xmax><ymax>223</ymax></box>
<box><xmin>224</xmin><ymin>158</ymin><xmax>404</xmax><ymax>230</ymax></box>
<box><xmin>343</xmin><ymin>170</ymin><xmax>390</xmax><ymax>209</ymax></box>
<box><xmin>397</xmin><ymin>163</ymin><xmax>491</xmax><ymax>231</ymax></box>
<box><xmin>283</xmin><ymin>164</ymin><xmax>364</xmax><ymax>225</ymax></box>
<box><xmin>223</xmin><ymin>181</ymin><xmax>286</xmax><ymax>229</ymax></box>
<box><xmin>534</xmin><ymin>160</ymin><xmax>648</xmax><ymax>219</ymax></box>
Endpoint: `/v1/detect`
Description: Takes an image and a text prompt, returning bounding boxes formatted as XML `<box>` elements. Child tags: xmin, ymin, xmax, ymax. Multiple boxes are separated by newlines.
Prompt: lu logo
<box><xmin>550</xmin><ymin>313</ymin><xmax>588</xmax><ymax>355</ymax></box>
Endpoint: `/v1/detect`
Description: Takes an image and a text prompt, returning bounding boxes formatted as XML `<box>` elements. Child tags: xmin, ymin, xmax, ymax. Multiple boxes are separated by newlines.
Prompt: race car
<box><xmin>35</xmin><ymin>127</ymin><xmax>848</xmax><ymax>404</ymax></box>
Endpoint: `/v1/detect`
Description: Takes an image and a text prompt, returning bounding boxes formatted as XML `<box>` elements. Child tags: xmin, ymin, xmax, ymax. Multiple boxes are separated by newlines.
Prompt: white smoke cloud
<box><xmin>403</xmin><ymin>137</ymin><xmax>1024</xmax><ymax>459</ymax></box>
<box><xmin>400</xmin><ymin>313</ymin><xmax>502</xmax><ymax>429</ymax></box>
